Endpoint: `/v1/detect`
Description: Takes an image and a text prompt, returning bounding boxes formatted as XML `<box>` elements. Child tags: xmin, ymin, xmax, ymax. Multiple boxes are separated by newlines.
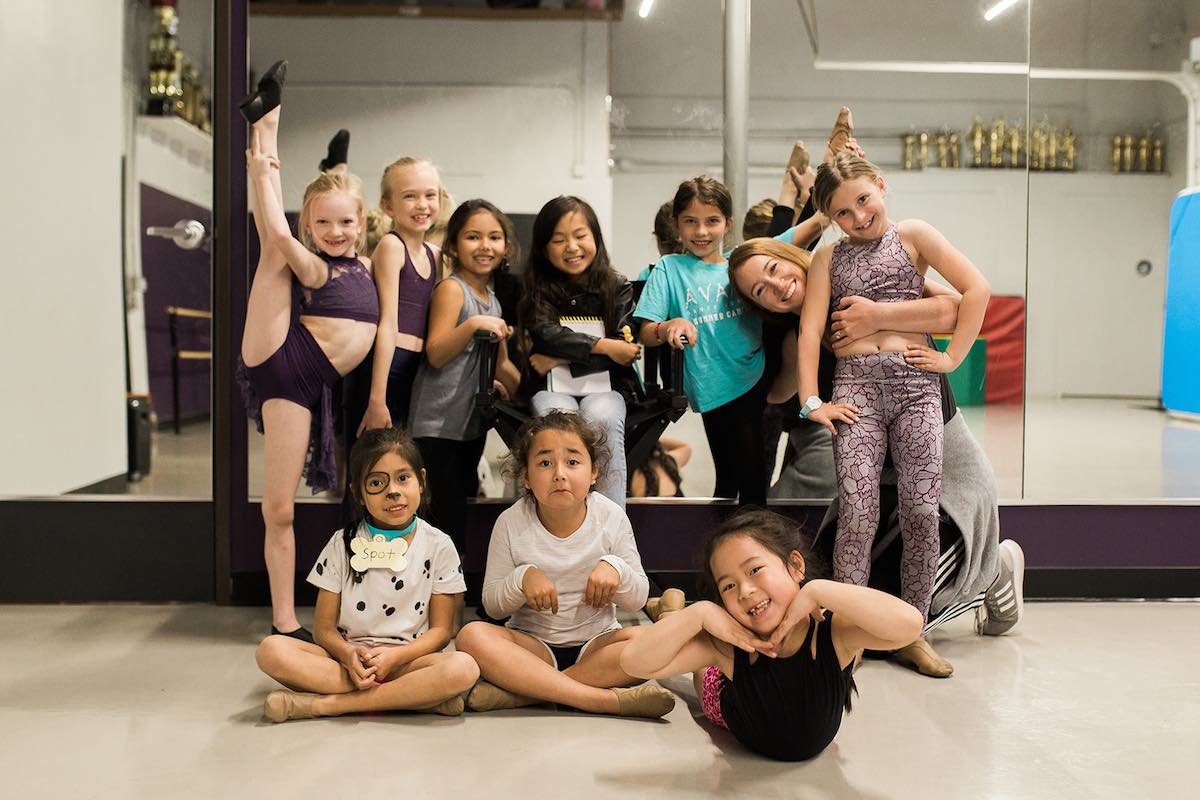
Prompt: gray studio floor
<box><xmin>0</xmin><ymin>602</ymin><xmax>1196</xmax><ymax>798</ymax></box>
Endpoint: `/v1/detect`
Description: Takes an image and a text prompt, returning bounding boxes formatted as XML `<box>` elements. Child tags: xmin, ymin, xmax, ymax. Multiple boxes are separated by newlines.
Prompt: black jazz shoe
<box><xmin>319</xmin><ymin>129</ymin><xmax>350</xmax><ymax>172</ymax></box>
<box><xmin>238</xmin><ymin>59</ymin><xmax>287</xmax><ymax>125</ymax></box>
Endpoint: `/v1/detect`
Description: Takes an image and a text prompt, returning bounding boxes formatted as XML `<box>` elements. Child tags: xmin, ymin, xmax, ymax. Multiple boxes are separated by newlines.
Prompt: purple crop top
<box><xmin>828</xmin><ymin>223</ymin><xmax>924</xmax><ymax>313</ymax></box>
<box><xmin>387</xmin><ymin>231</ymin><xmax>436</xmax><ymax>339</ymax></box>
<box><xmin>295</xmin><ymin>253</ymin><xmax>380</xmax><ymax>324</ymax></box>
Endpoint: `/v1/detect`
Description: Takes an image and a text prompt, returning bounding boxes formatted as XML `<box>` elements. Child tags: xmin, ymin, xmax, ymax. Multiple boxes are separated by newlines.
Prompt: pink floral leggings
<box><xmin>831</xmin><ymin>352</ymin><xmax>942</xmax><ymax>617</ymax></box>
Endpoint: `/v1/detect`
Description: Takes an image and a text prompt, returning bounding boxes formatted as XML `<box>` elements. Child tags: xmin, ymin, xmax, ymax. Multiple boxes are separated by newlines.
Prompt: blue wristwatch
<box><xmin>799</xmin><ymin>395</ymin><xmax>823</xmax><ymax>419</ymax></box>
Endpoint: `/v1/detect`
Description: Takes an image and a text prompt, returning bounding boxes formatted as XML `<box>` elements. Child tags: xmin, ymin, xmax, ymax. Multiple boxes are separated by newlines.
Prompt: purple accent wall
<box><xmin>140</xmin><ymin>184</ymin><xmax>212</xmax><ymax>424</ymax></box>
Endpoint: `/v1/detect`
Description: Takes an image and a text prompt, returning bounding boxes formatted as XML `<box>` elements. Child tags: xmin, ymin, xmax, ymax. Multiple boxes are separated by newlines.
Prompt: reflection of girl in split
<box><xmin>236</xmin><ymin>60</ymin><xmax>380</xmax><ymax>641</ymax></box>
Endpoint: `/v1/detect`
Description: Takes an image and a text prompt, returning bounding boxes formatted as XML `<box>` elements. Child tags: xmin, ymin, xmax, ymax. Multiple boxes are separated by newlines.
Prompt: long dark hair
<box><xmin>342</xmin><ymin>427</ymin><xmax>427</xmax><ymax>575</ymax></box>
<box><xmin>520</xmin><ymin>196</ymin><xmax>623</xmax><ymax>334</ymax></box>
<box><xmin>440</xmin><ymin>198</ymin><xmax>520</xmax><ymax>276</ymax></box>
<box><xmin>700</xmin><ymin>508</ymin><xmax>854</xmax><ymax>711</ymax></box>
<box><xmin>627</xmin><ymin>443</ymin><xmax>684</xmax><ymax>497</ymax></box>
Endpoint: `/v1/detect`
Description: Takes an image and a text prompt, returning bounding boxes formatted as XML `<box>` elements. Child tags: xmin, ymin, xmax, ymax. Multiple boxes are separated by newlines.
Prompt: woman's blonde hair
<box><xmin>811</xmin><ymin>153</ymin><xmax>884</xmax><ymax>216</ymax></box>
<box><xmin>379</xmin><ymin>156</ymin><xmax>440</xmax><ymax>205</ymax></box>
<box><xmin>727</xmin><ymin>237</ymin><xmax>814</xmax><ymax>319</ymax></box>
<box><xmin>298</xmin><ymin>170</ymin><xmax>368</xmax><ymax>255</ymax></box>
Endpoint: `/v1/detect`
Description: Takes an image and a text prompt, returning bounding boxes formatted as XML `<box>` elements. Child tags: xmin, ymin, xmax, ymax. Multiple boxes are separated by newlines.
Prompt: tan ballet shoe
<box><xmin>424</xmin><ymin>695</ymin><xmax>465</xmax><ymax>716</ymax></box>
<box><xmin>644</xmin><ymin>597</ymin><xmax>662</xmax><ymax>621</ymax></box>
<box><xmin>892</xmin><ymin>637</ymin><xmax>954</xmax><ymax>678</ymax></box>
<box><xmin>611</xmin><ymin>683</ymin><xmax>676</xmax><ymax>719</ymax></box>
<box><xmin>823</xmin><ymin>106</ymin><xmax>854</xmax><ymax>164</ymax></box>
<box><xmin>787</xmin><ymin>139</ymin><xmax>810</xmax><ymax>175</ymax></box>
<box><xmin>658</xmin><ymin>588</ymin><xmax>686</xmax><ymax>620</ymax></box>
<box><xmin>263</xmin><ymin>689</ymin><xmax>321</xmax><ymax>723</ymax></box>
<box><xmin>465</xmin><ymin>680</ymin><xmax>520</xmax><ymax>712</ymax></box>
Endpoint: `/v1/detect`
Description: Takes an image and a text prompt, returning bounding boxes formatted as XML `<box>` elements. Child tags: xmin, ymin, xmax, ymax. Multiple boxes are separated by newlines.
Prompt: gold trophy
<box><xmin>918</xmin><ymin>131</ymin><xmax>929</xmax><ymax>170</ymax></box>
<box><xmin>989</xmin><ymin>116</ymin><xmax>1006</xmax><ymax>167</ymax></box>
<box><xmin>1006</xmin><ymin>122</ymin><xmax>1022</xmax><ymax>168</ymax></box>
<box><xmin>1046</xmin><ymin>126</ymin><xmax>1059</xmax><ymax>171</ymax></box>
<box><xmin>1111</xmin><ymin>136</ymin><xmax>1123</xmax><ymax>173</ymax></box>
<box><xmin>1030</xmin><ymin>125</ymin><xmax>1046</xmax><ymax>170</ymax></box>
<box><xmin>146</xmin><ymin>0</ymin><xmax>184</xmax><ymax>116</ymax></box>
<box><xmin>948</xmin><ymin>132</ymin><xmax>961</xmax><ymax>168</ymax></box>
<box><xmin>935</xmin><ymin>132</ymin><xmax>949</xmax><ymax>168</ymax></box>
<box><xmin>1060</xmin><ymin>126</ymin><xmax>1077</xmax><ymax>171</ymax></box>
<box><xmin>1136</xmin><ymin>134</ymin><xmax>1151</xmax><ymax>172</ymax></box>
<box><xmin>1152</xmin><ymin>138</ymin><xmax>1164</xmax><ymax>173</ymax></box>
<box><xmin>1121</xmin><ymin>135</ymin><xmax>1135</xmax><ymax>173</ymax></box>
<box><xmin>901</xmin><ymin>134</ymin><xmax>916</xmax><ymax>170</ymax></box>
<box><xmin>969</xmin><ymin>117</ymin><xmax>985</xmax><ymax>167</ymax></box>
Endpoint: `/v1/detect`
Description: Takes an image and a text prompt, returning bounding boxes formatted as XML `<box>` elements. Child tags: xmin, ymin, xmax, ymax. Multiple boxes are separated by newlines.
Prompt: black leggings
<box><xmin>700</xmin><ymin>374</ymin><xmax>769</xmax><ymax>506</ymax></box>
<box><xmin>416</xmin><ymin>435</ymin><xmax>487</xmax><ymax>554</ymax></box>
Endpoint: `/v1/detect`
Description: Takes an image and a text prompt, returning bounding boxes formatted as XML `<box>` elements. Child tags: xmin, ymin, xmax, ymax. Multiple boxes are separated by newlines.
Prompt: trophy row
<box><xmin>1110</xmin><ymin>133</ymin><xmax>1165</xmax><ymax>174</ymax></box>
<box><xmin>145</xmin><ymin>0</ymin><xmax>211</xmax><ymax>133</ymax></box>
<box><xmin>900</xmin><ymin>117</ymin><xmax>1078</xmax><ymax>171</ymax></box>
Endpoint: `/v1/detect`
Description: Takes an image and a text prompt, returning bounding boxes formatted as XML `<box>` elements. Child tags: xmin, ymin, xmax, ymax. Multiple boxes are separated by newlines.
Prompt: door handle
<box><xmin>146</xmin><ymin>219</ymin><xmax>207</xmax><ymax>251</ymax></box>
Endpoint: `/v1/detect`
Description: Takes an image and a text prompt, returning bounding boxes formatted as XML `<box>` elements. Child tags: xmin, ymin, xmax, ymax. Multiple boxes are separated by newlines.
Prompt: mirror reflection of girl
<box><xmin>520</xmin><ymin>196</ymin><xmax>641</xmax><ymax>506</ymax></box>
<box><xmin>800</xmin><ymin>153</ymin><xmax>991</xmax><ymax>626</ymax></box>
<box><xmin>456</xmin><ymin>412</ymin><xmax>675</xmax><ymax>719</ymax></box>
<box><xmin>255</xmin><ymin>427</ymin><xmax>476</xmax><ymax>722</ymax></box>
<box><xmin>407</xmin><ymin>199</ymin><xmax>521</xmax><ymax>552</ymax></box>
<box><xmin>627</xmin><ymin>437</ymin><xmax>691</xmax><ymax>498</ymax></box>
<box><xmin>621</xmin><ymin>509</ymin><xmax>922</xmax><ymax>761</ymax></box>
<box><xmin>237</xmin><ymin>62</ymin><xmax>380</xmax><ymax>641</ymax></box>
<box><xmin>340</xmin><ymin>157</ymin><xmax>444</xmax><ymax>520</ymax></box>
<box><xmin>633</xmin><ymin>177</ymin><xmax>826</xmax><ymax>505</ymax></box>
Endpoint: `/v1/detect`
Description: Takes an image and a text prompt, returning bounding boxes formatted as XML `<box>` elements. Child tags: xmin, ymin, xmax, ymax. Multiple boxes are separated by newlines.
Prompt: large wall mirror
<box><xmin>244</xmin><ymin>0</ymin><xmax>1031</xmax><ymax>505</ymax></box>
<box><xmin>0</xmin><ymin>0</ymin><xmax>214</xmax><ymax>501</ymax></box>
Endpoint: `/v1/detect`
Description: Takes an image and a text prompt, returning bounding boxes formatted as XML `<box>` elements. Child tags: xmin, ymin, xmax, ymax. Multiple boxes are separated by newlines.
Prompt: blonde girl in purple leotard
<box><xmin>239</xmin><ymin>62</ymin><xmax>380</xmax><ymax>641</ymax></box>
<box><xmin>797</xmin><ymin>152</ymin><xmax>990</xmax><ymax>619</ymax></box>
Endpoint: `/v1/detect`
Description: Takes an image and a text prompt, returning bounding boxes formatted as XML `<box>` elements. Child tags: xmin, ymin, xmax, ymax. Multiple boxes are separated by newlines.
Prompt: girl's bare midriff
<box><xmin>833</xmin><ymin>329</ymin><xmax>925</xmax><ymax>359</ymax></box>
<box><xmin>395</xmin><ymin>332</ymin><xmax>425</xmax><ymax>353</ymax></box>
<box><xmin>301</xmin><ymin>315</ymin><xmax>377</xmax><ymax>375</ymax></box>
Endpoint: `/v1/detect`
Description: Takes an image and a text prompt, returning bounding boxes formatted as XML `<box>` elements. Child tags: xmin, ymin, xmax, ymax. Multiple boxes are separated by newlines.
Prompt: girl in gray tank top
<box><xmin>407</xmin><ymin>200</ymin><xmax>521</xmax><ymax>552</ymax></box>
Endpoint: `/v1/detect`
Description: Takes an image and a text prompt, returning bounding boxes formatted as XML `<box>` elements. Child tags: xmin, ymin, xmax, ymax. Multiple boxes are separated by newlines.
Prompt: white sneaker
<box><xmin>976</xmin><ymin>539</ymin><xmax>1025</xmax><ymax>636</ymax></box>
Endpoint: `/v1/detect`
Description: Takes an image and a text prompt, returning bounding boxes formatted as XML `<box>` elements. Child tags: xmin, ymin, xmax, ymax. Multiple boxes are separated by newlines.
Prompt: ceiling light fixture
<box><xmin>984</xmin><ymin>0</ymin><xmax>1021</xmax><ymax>22</ymax></box>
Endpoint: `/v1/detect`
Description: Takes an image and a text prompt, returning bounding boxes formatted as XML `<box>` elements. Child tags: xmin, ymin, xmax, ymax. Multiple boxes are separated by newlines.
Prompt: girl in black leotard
<box><xmin>621</xmin><ymin>509</ymin><xmax>922</xmax><ymax>761</ymax></box>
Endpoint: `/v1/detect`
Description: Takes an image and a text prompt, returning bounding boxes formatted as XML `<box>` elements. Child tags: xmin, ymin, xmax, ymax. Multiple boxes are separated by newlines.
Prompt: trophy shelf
<box><xmin>136</xmin><ymin>116</ymin><xmax>212</xmax><ymax>166</ymax></box>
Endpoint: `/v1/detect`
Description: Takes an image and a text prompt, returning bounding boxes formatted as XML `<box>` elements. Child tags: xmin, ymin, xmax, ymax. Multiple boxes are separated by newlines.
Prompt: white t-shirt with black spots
<box><xmin>307</xmin><ymin>519</ymin><xmax>466</xmax><ymax>646</ymax></box>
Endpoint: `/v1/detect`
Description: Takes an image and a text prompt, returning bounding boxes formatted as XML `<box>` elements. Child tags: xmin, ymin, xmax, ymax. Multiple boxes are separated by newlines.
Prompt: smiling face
<box><xmin>450</xmin><ymin>209</ymin><xmax>507</xmax><ymax>278</ymax></box>
<box><xmin>827</xmin><ymin>175</ymin><xmax>888</xmax><ymax>242</ymax></box>
<box><xmin>360</xmin><ymin>450</ymin><xmax>425</xmax><ymax>530</ymax></box>
<box><xmin>307</xmin><ymin>191</ymin><xmax>362</xmax><ymax>257</ymax></box>
<box><xmin>734</xmin><ymin>253</ymin><xmax>807</xmax><ymax>314</ymax></box>
<box><xmin>676</xmin><ymin>198</ymin><xmax>731</xmax><ymax>263</ymax></box>
<box><xmin>709</xmin><ymin>534</ymin><xmax>805</xmax><ymax>636</ymax></box>
<box><xmin>522</xmin><ymin>429</ymin><xmax>597</xmax><ymax>513</ymax></box>
<box><xmin>545</xmin><ymin>209</ymin><xmax>597</xmax><ymax>279</ymax></box>
<box><xmin>382</xmin><ymin>162</ymin><xmax>441</xmax><ymax>235</ymax></box>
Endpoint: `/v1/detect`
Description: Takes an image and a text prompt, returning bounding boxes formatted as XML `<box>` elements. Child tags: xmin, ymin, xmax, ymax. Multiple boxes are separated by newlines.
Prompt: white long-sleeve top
<box><xmin>482</xmin><ymin>492</ymin><xmax>650</xmax><ymax>646</ymax></box>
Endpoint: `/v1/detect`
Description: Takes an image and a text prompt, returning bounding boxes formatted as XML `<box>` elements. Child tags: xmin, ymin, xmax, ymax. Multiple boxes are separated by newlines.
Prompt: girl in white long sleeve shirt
<box><xmin>456</xmin><ymin>411</ymin><xmax>675</xmax><ymax>719</ymax></box>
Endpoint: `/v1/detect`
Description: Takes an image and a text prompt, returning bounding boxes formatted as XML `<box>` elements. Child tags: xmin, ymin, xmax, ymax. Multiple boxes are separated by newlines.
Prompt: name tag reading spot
<box><xmin>350</xmin><ymin>534</ymin><xmax>409</xmax><ymax>572</ymax></box>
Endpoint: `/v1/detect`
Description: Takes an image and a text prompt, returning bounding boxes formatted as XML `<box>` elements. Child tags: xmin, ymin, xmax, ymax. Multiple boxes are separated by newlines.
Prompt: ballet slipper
<box><xmin>239</xmin><ymin>59</ymin><xmax>287</xmax><ymax>125</ymax></box>
<box><xmin>644</xmin><ymin>597</ymin><xmax>662</xmax><ymax>621</ymax></box>
<box><xmin>263</xmin><ymin>689</ymin><xmax>321</xmax><ymax>723</ymax></box>
<box><xmin>611</xmin><ymin>683</ymin><xmax>676</xmax><ymax>719</ymax></box>
<box><xmin>891</xmin><ymin>637</ymin><xmax>954</xmax><ymax>678</ymax></box>
<box><xmin>319</xmin><ymin>129</ymin><xmax>350</xmax><ymax>173</ymax></box>
<box><xmin>465</xmin><ymin>680</ymin><xmax>520</xmax><ymax>712</ymax></box>
<box><xmin>423</xmin><ymin>695</ymin><xmax>465</xmax><ymax>716</ymax></box>
<box><xmin>787</xmin><ymin>140</ymin><xmax>810</xmax><ymax>175</ymax></box>
<box><xmin>658</xmin><ymin>588</ymin><xmax>686</xmax><ymax>620</ymax></box>
<box><xmin>823</xmin><ymin>106</ymin><xmax>854</xmax><ymax>164</ymax></box>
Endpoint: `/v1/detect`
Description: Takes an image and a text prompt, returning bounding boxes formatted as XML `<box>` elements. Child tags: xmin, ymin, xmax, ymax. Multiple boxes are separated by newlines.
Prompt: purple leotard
<box><xmin>386</xmin><ymin>231</ymin><xmax>435</xmax><ymax>339</ymax></box>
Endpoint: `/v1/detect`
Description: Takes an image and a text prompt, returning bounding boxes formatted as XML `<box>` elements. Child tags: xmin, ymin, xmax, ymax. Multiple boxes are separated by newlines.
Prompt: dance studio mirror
<box><xmin>243</xmin><ymin>0</ymin><xmax>1032</xmax><ymax>504</ymax></box>
<box><xmin>0</xmin><ymin>0</ymin><xmax>215</xmax><ymax>501</ymax></box>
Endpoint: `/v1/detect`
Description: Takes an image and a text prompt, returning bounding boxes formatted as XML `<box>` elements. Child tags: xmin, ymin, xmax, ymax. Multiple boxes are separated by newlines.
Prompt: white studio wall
<box><xmin>0</xmin><ymin>0</ymin><xmax>127</xmax><ymax>495</ymax></box>
<box><xmin>248</xmin><ymin>15</ymin><xmax>612</xmax><ymax>228</ymax></box>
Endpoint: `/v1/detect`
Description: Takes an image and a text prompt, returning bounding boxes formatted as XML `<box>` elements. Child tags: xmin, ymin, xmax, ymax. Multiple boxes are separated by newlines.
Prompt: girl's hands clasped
<box><xmin>806</xmin><ymin>402</ymin><xmax>859</xmax><ymax>435</ymax></box>
<box><xmin>338</xmin><ymin>644</ymin><xmax>379</xmax><ymax>690</ymax></box>
<box><xmin>363</xmin><ymin>644</ymin><xmax>415</xmax><ymax>683</ymax></box>
<box><xmin>522</xmin><ymin>566</ymin><xmax>559</xmax><ymax>613</ymax></box>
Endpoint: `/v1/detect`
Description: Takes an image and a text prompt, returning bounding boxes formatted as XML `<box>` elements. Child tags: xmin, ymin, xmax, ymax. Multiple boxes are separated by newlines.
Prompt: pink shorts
<box><xmin>700</xmin><ymin>666</ymin><xmax>730</xmax><ymax>730</ymax></box>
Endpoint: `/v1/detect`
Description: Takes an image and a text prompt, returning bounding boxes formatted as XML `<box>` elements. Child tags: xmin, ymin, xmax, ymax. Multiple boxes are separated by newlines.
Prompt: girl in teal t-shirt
<box><xmin>633</xmin><ymin>176</ymin><xmax>825</xmax><ymax>504</ymax></box>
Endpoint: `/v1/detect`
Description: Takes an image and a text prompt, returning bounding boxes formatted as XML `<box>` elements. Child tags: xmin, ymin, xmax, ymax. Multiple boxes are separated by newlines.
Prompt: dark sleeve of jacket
<box><xmin>766</xmin><ymin>197</ymin><xmax>820</xmax><ymax>250</ymax></box>
<box><xmin>527</xmin><ymin>280</ymin><xmax>634</xmax><ymax>374</ymax></box>
<box><xmin>567</xmin><ymin>279</ymin><xmax>636</xmax><ymax>377</ymax></box>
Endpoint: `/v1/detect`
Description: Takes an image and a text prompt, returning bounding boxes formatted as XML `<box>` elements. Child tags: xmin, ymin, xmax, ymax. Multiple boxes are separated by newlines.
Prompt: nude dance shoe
<box><xmin>465</xmin><ymin>680</ymin><xmax>521</xmax><ymax>712</ymax></box>
<box><xmin>612</xmin><ymin>683</ymin><xmax>676</xmax><ymax>719</ymax></box>
<box><xmin>423</xmin><ymin>695</ymin><xmax>465</xmax><ymax>716</ymax></box>
<box><xmin>892</xmin><ymin>637</ymin><xmax>954</xmax><ymax>678</ymax></box>
<box><xmin>263</xmin><ymin>689</ymin><xmax>320</xmax><ymax>723</ymax></box>
<box><xmin>823</xmin><ymin>106</ymin><xmax>854</xmax><ymax>164</ymax></box>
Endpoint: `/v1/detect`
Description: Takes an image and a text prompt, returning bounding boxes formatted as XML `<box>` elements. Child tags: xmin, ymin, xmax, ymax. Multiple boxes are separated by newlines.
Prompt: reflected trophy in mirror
<box><xmin>969</xmin><ymin>116</ymin><xmax>985</xmax><ymax>167</ymax></box>
<box><xmin>146</xmin><ymin>219</ymin><xmax>208</xmax><ymax>251</ymax></box>
<box><xmin>1046</xmin><ymin>126</ymin><xmax>1059</xmax><ymax>170</ymax></box>
<box><xmin>1136</xmin><ymin>134</ymin><xmax>1151</xmax><ymax>172</ymax></box>
<box><xmin>1061</xmin><ymin>126</ymin><xmax>1077</xmax><ymax>171</ymax></box>
<box><xmin>1152</xmin><ymin>137</ymin><xmax>1164</xmax><ymax>172</ymax></box>
<box><xmin>1111</xmin><ymin>135</ymin><xmax>1123</xmax><ymax>173</ymax></box>
<box><xmin>1006</xmin><ymin>121</ymin><xmax>1023</xmax><ymax>168</ymax></box>
<box><xmin>918</xmin><ymin>131</ymin><xmax>929</xmax><ymax>169</ymax></box>
<box><xmin>948</xmin><ymin>131</ymin><xmax>961</xmax><ymax>168</ymax></box>
<box><xmin>988</xmin><ymin>116</ymin><xmax>1006</xmax><ymax>167</ymax></box>
<box><xmin>1122</xmin><ymin>134</ymin><xmax>1135</xmax><ymax>172</ymax></box>
<box><xmin>935</xmin><ymin>132</ymin><xmax>949</xmax><ymax>169</ymax></box>
<box><xmin>902</xmin><ymin>133</ymin><xmax>916</xmax><ymax>170</ymax></box>
<box><xmin>1030</xmin><ymin>124</ymin><xmax>1046</xmax><ymax>170</ymax></box>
